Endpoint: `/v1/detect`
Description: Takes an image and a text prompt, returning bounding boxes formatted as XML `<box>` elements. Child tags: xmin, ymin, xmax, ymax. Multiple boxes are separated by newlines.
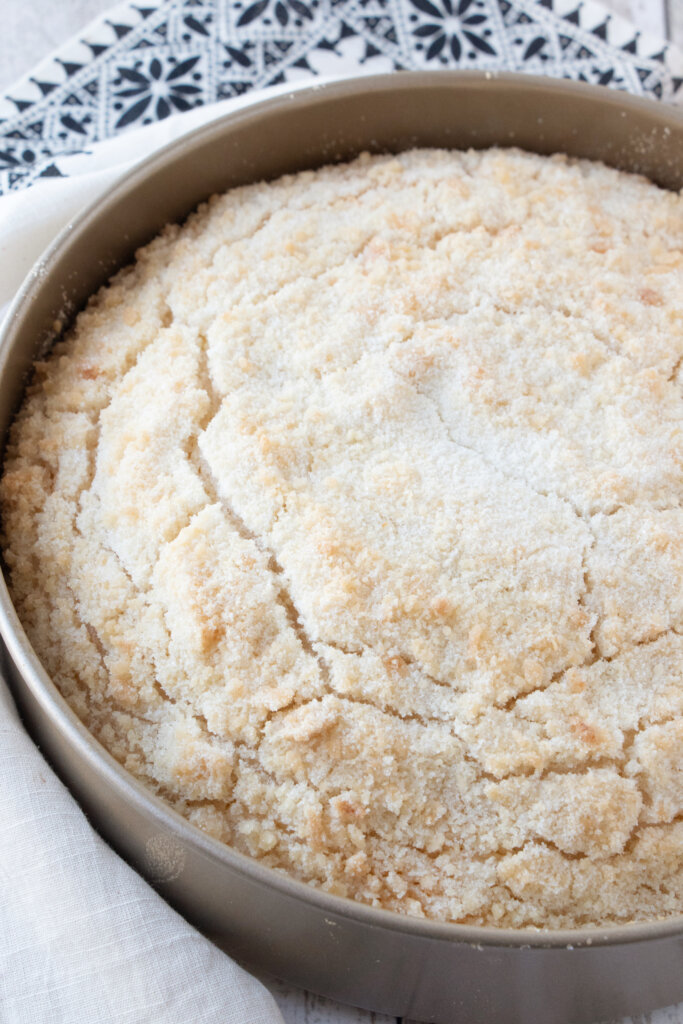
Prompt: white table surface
<box><xmin>2</xmin><ymin>2</ymin><xmax>682</xmax><ymax>1023</ymax></box>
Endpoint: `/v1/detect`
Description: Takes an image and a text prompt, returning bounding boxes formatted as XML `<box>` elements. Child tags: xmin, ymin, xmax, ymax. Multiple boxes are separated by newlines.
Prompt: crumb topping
<box><xmin>2</xmin><ymin>148</ymin><xmax>682</xmax><ymax>928</ymax></box>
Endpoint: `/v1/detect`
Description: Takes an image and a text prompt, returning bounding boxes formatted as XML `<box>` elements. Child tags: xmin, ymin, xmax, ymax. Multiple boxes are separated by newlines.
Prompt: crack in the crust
<box><xmin>510</xmin><ymin>837</ymin><xmax>590</xmax><ymax>863</ymax></box>
<box><xmin>579</xmin><ymin>534</ymin><xmax>599</xmax><ymax>668</ymax></box>
<box><xmin>51</xmin><ymin>568</ymin><xmax>116</xmax><ymax>718</ymax></box>
<box><xmin>200</xmin><ymin>171</ymin><xmax>511</xmax><ymax>312</ymax></box>
<box><xmin>182</xmin><ymin>797</ymin><xmax>235</xmax><ymax>811</ymax></box>
<box><xmin>493</xmin><ymin>298</ymin><xmax>678</xmax><ymax>385</ymax></box>
<box><xmin>206</xmin><ymin>207</ymin><xmax>279</xmax><ymax>271</ymax></box>
<box><xmin>193</xmin><ymin>507</ymin><xmax>326</xmax><ymax>682</ymax></box>
<box><xmin>191</xmin><ymin>211</ymin><xmax>525</xmax><ymax>371</ymax></box>
<box><xmin>186</xmin><ymin>339</ymin><xmax>683</xmax><ymax>796</ymax></box>
<box><xmin>401</xmin><ymin>374</ymin><xmax>683</xmax><ymax>702</ymax></box>
<box><xmin>623</xmin><ymin>716</ymin><xmax>683</xmax><ymax>828</ymax></box>
<box><xmin>192</xmin><ymin>438</ymin><xmax>335</xmax><ymax>686</ymax></box>
<box><xmin>227</xmin><ymin>754</ymin><xmax>615</xmax><ymax>871</ymax></box>
<box><xmin>409</xmin><ymin>377</ymin><xmax>584</xmax><ymax>516</ymax></box>
<box><xmin>201</xmin><ymin>169</ymin><xmax>394</xmax><ymax>276</ymax></box>
<box><xmin>621</xmin><ymin>710</ymin><xmax>683</xmax><ymax>769</ymax></box>
<box><xmin>621</xmin><ymin>726</ymin><xmax>640</xmax><ymax>767</ymax></box>
<box><xmin>488</xmin><ymin>624</ymin><xmax>681</xmax><ymax>728</ymax></box>
<box><xmin>584</xmin><ymin>623</ymin><xmax>681</xmax><ymax>668</ymax></box>
<box><xmin>71</xmin><ymin>582</ymin><xmax>176</xmax><ymax>732</ymax></box>
<box><xmin>56</xmin><ymin>583</ymin><xmax>158</xmax><ymax>732</ymax></box>
<box><xmin>192</xmin><ymin>335</ymin><xmax>338</xmax><ymax>693</ymax></box>
<box><xmin>72</xmin><ymin>319</ymin><xmax>176</xmax><ymax>516</ymax></box>
<box><xmin>494</xmin><ymin>666</ymin><xmax>578</xmax><ymax>723</ymax></box>
<box><xmin>408</xmin><ymin>378</ymin><xmax>604</xmax><ymax>708</ymax></box>
<box><xmin>319</xmin><ymin>637</ymin><xmax>455</xmax><ymax>693</ymax></box>
<box><xmin>57</xmin><ymin>302</ymin><xmax>183</xmax><ymax>608</ymax></box>
<box><xmin>83</xmin><ymin>529</ymin><xmax>263</xmax><ymax>750</ymax></box>
<box><xmin>25</xmin><ymin>349</ymin><xmax>683</xmax><ymax>823</ymax></box>
<box><xmin>667</xmin><ymin>352</ymin><xmax>683</xmax><ymax>383</ymax></box>
<box><xmin>230</xmin><ymin>745</ymin><xmax>311</xmax><ymax>811</ymax></box>
<box><xmin>195</xmin><ymin>333</ymin><xmax>219</xmax><ymax>426</ymax></box>
<box><xmin>198</xmin><ymin>230</ymin><xmax>380</xmax><ymax>333</ymax></box>
<box><xmin>485</xmin><ymin>754</ymin><xmax>632</xmax><ymax>785</ymax></box>
<box><xmin>256</xmin><ymin>690</ymin><xmax>654</xmax><ymax>798</ymax></box>
<box><xmin>259</xmin><ymin>694</ymin><xmax>308</xmax><ymax>730</ymax></box>
<box><xmin>266</xmin><ymin>687</ymin><xmax>463</xmax><ymax>735</ymax></box>
<box><xmin>153</xmin><ymin>679</ymin><xmax>176</xmax><ymax>706</ymax></box>
<box><xmin>567</xmin><ymin>814</ymin><xmax>683</xmax><ymax>858</ymax></box>
<box><xmin>388</xmin><ymin>301</ymin><xmax>682</xmax><ymax>521</ymax></box>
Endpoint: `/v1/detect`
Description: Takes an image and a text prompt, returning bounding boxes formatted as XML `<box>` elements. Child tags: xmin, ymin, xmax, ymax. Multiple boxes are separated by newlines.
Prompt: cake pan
<box><xmin>0</xmin><ymin>72</ymin><xmax>682</xmax><ymax>1024</ymax></box>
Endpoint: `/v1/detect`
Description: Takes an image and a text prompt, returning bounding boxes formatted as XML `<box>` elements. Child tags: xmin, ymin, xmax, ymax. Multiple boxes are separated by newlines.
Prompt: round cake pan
<box><xmin>0</xmin><ymin>72</ymin><xmax>682</xmax><ymax>1024</ymax></box>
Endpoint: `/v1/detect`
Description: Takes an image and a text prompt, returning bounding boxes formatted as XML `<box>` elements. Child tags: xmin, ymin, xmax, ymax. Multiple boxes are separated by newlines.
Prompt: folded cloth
<box><xmin>0</xmin><ymin>88</ymin><xmax>297</xmax><ymax>1024</ymax></box>
<box><xmin>0</xmin><ymin>677</ymin><xmax>284</xmax><ymax>1024</ymax></box>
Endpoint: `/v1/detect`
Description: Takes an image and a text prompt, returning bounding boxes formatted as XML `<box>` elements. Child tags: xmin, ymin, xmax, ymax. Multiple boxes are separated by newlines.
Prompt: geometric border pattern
<box><xmin>1</xmin><ymin>0</ymin><xmax>681</xmax><ymax>193</ymax></box>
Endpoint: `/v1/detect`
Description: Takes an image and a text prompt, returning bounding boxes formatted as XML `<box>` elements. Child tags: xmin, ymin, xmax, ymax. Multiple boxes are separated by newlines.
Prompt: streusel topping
<box><xmin>3</xmin><ymin>149</ymin><xmax>681</xmax><ymax>927</ymax></box>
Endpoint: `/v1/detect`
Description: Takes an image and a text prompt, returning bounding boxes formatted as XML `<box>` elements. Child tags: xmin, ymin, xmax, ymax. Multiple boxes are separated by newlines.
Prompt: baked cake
<box><xmin>2</xmin><ymin>148</ymin><xmax>682</xmax><ymax>928</ymax></box>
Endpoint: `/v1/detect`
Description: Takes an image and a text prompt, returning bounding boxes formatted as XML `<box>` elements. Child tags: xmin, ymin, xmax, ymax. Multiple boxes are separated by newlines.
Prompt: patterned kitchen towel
<box><xmin>0</xmin><ymin>0</ymin><xmax>681</xmax><ymax>193</ymax></box>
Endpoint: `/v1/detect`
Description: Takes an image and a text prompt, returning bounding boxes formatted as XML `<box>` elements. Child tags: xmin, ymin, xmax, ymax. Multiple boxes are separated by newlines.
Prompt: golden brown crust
<box><xmin>2</xmin><ymin>148</ymin><xmax>682</xmax><ymax>928</ymax></box>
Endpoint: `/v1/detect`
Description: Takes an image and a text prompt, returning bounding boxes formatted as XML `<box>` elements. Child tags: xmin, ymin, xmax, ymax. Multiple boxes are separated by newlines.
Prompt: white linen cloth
<box><xmin>0</xmin><ymin>681</ymin><xmax>284</xmax><ymax>1024</ymax></box>
<box><xmin>0</xmin><ymin>87</ymin><xmax>301</xmax><ymax>1024</ymax></box>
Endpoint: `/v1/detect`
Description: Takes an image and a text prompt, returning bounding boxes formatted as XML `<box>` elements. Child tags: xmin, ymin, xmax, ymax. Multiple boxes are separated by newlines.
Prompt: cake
<box><xmin>2</xmin><ymin>148</ymin><xmax>682</xmax><ymax>928</ymax></box>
